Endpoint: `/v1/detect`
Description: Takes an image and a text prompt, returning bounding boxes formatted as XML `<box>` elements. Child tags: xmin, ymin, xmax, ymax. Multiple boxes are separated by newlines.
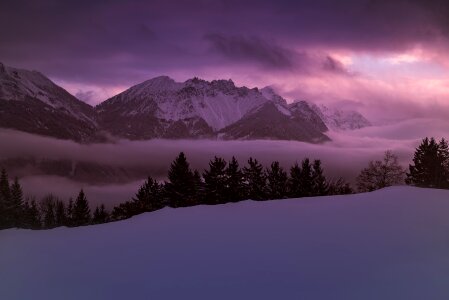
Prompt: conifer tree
<box><xmin>21</xmin><ymin>197</ymin><xmax>41</xmax><ymax>229</ymax></box>
<box><xmin>298</xmin><ymin>158</ymin><xmax>313</xmax><ymax>197</ymax></box>
<box><xmin>65</xmin><ymin>198</ymin><xmax>74</xmax><ymax>227</ymax></box>
<box><xmin>406</xmin><ymin>137</ymin><xmax>449</xmax><ymax>188</ymax></box>
<box><xmin>93</xmin><ymin>204</ymin><xmax>109</xmax><ymax>224</ymax></box>
<box><xmin>164</xmin><ymin>152</ymin><xmax>197</xmax><ymax>207</ymax></box>
<box><xmin>72</xmin><ymin>189</ymin><xmax>91</xmax><ymax>226</ymax></box>
<box><xmin>133</xmin><ymin>176</ymin><xmax>164</xmax><ymax>212</ymax></box>
<box><xmin>55</xmin><ymin>200</ymin><xmax>67</xmax><ymax>227</ymax></box>
<box><xmin>266</xmin><ymin>161</ymin><xmax>288</xmax><ymax>200</ymax></box>
<box><xmin>192</xmin><ymin>170</ymin><xmax>204</xmax><ymax>203</ymax></box>
<box><xmin>311</xmin><ymin>160</ymin><xmax>329</xmax><ymax>196</ymax></box>
<box><xmin>10</xmin><ymin>177</ymin><xmax>24</xmax><ymax>227</ymax></box>
<box><xmin>288</xmin><ymin>162</ymin><xmax>302</xmax><ymax>198</ymax></box>
<box><xmin>203</xmin><ymin>156</ymin><xmax>228</xmax><ymax>204</ymax></box>
<box><xmin>243</xmin><ymin>158</ymin><xmax>266</xmax><ymax>200</ymax></box>
<box><xmin>40</xmin><ymin>194</ymin><xmax>56</xmax><ymax>229</ymax></box>
<box><xmin>0</xmin><ymin>168</ymin><xmax>12</xmax><ymax>228</ymax></box>
<box><xmin>224</xmin><ymin>157</ymin><xmax>245</xmax><ymax>202</ymax></box>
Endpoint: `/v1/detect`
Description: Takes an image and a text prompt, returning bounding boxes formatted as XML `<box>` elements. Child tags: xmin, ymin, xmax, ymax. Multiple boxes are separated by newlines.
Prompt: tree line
<box><xmin>0</xmin><ymin>168</ymin><xmax>108</xmax><ymax>230</ymax></box>
<box><xmin>0</xmin><ymin>154</ymin><xmax>351</xmax><ymax>229</ymax></box>
<box><xmin>355</xmin><ymin>137</ymin><xmax>449</xmax><ymax>192</ymax></box>
<box><xmin>1</xmin><ymin>136</ymin><xmax>447</xmax><ymax>230</ymax></box>
<box><xmin>110</xmin><ymin>154</ymin><xmax>352</xmax><ymax>221</ymax></box>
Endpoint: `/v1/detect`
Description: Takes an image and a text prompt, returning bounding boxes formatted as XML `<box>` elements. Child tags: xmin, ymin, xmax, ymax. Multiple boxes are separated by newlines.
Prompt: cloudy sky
<box><xmin>1</xmin><ymin>0</ymin><xmax>449</xmax><ymax>123</ymax></box>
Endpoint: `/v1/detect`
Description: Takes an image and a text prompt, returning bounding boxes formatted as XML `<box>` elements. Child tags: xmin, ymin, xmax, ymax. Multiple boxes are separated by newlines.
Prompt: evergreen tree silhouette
<box><xmin>243</xmin><ymin>157</ymin><xmax>266</xmax><ymax>200</ymax></box>
<box><xmin>65</xmin><ymin>198</ymin><xmax>74</xmax><ymax>227</ymax></box>
<box><xmin>266</xmin><ymin>161</ymin><xmax>288</xmax><ymax>199</ymax></box>
<box><xmin>203</xmin><ymin>156</ymin><xmax>228</xmax><ymax>204</ymax></box>
<box><xmin>311</xmin><ymin>160</ymin><xmax>329</xmax><ymax>196</ymax></box>
<box><xmin>21</xmin><ymin>198</ymin><xmax>41</xmax><ymax>229</ymax></box>
<box><xmin>192</xmin><ymin>170</ymin><xmax>204</xmax><ymax>203</ymax></box>
<box><xmin>55</xmin><ymin>200</ymin><xmax>67</xmax><ymax>227</ymax></box>
<box><xmin>133</xmin><ymin>176</ymin><xmax>164</xmax><ymax>211</ymax></box>
<box><xmin>406</xmin><ymin>137</ymin><xmax>449</xmax><ymax>188</ymax></box>
<box><xmin>165</xmin><ymin>152</ymin><xmax>197</xmax><ymax>207</ymax></box>
<box><xmin>10</xmin><ymin>177</ymin><xmax>24</xmax><ymax>227</ymax></box>
<box><xmin>288</xmin><ymin>162</ymin><xmax>302</xmax><ymax>198</ymax></box>
<box><xmin>40</xmin><ymin>194</ymin><xmax>57</xmax><ymax>229</ymax></box>
<box><xmin>225</xmin><ymin>157</ymin><xmax>245</xmax><ymax>202</ymax></box>
<box><xmin>298</xmin><ymin>158</ymin><xmax>313</xmax><ymax>197</ymax></box>
<box><xmin>93</xmin><ymin>204</ymin><xmax>109</xmax><ymax>224</ymax></box>
<box><xmin>0</xmin><ymin>168</ymin><xmax>12</xmax><ymax>228</ymax></box>
<box><xmin>72</xmin><ymin>189</ymin><xmax>91</xmax><ymax>226</ymax></box>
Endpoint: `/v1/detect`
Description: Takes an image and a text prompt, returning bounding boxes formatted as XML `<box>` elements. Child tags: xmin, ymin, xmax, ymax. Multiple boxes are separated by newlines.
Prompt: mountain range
<box><xmin>0</xmin><ymin>63</ymin><xmax>371</xmax><ymax>143</ymax></box>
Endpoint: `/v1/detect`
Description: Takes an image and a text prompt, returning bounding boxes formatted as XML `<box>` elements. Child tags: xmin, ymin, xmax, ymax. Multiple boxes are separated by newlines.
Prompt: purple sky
<box><xmin>2</xmin><ymin>0</ymin><xmax>449</xmax><ymax>123</ymax></box>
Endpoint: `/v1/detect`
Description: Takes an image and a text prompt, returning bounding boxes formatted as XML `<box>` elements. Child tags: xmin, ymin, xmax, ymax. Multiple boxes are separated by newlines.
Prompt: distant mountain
<box><xmin>95</xmin><ymin>77</ymin><xmax>277</xmax><ymax>139</ymax></box>
<box><xmin>220</xmin><ymin>101</ymin><xmax>329</xmax><ymax>142</ymax></box>
<box><xmin>309</xmin><ymin>103</ymin><xmax>371</xmax><ymax>130</ymax></box>
<box><xmin>0</xmin><ymin>63</ymin><xmax>99</xmax><ymax>142</ymax></box>
<box><xmin>96</xmin><ymin>78</ymin><xmax>330</xmax><ymax>142</ymax></box>
<box><xmin>0</xmin><ymin>63</ymin><xmax>370</xmax><ymax>143</ymax></box>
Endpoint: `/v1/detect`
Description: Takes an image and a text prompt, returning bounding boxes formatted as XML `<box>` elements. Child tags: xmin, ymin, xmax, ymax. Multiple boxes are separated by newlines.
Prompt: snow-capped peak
<box><xmin>309</xmin><ymin>103</ymin><xmax>371</xmax><ymax>130</ymax></box>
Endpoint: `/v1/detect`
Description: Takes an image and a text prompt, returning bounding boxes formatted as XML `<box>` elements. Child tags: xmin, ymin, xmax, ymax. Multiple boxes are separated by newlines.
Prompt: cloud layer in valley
<box><xmin>2</xmin><ymin>117</ymin><xmax>449</xmax><ymax>206</ymax></box>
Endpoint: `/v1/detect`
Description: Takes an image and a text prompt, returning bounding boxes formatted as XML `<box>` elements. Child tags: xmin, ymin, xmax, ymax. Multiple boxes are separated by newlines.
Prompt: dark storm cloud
<box><xmin>0</xmin><ymin>0</ymin><xmax>448</xmax><ymax>86</ymax></box>
<box><xmin>204</xmin><ymin>34</ymin><xmax>294</xmax><ymax>69</ymax></box>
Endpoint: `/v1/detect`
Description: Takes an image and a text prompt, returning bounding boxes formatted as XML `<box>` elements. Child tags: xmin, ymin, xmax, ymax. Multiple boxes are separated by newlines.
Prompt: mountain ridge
<box><xmin>0</xmin><ymin>63</ymin><xmax>370</xmax><ymax>143</ymax></box>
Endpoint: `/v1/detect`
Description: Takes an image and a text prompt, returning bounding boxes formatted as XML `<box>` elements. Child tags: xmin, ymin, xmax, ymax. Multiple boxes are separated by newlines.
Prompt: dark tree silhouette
<box><xmin>72</xmin><ymin>189</ymin><xmax>91</xmax><ymax>226</ymax></box>
<box><xmin>328</xmin><ymin>178</ymin><xmax>354</xmax><ymax>195</ymax></box>
<box><xmin>21</xmin><ymin>197</ymin><xmax>41</xmax><ymax>229</ymax></box>
<box><xmin>357</xmin><ymin>151</ymin><xmax>405</xmax><ymax>192</ymax></box>
<box><xmin>93</xmin><ymin>204</ymin><xmax>109</xmax><ymax>224</ymax></box>
<box><xmin>243</xmin><ymin>158</ymin><xmax>267</xmax><ymax>200</ymax></box>
<box><xmin>298</xmin><ymin>158</ymin><xmax>313</xmax><ymax>197</ymax></box>
<box><xmin>9</xmin><ymin>177</ymin><xmax>23</xmax><ymax>227</ymax></box>
<box><xmin>165</xmin><ymin>152</ymin><xmax>198</xmax><ymax>207</ymax></box>
<box><xmin>40</xmin><ymin>194</ymin><xmax>57</xmax><ymax>229</ymax></box>
<box><xmin>65</xmin><ymin>198</ymin><xmax>74</xmax><ymax>227</ymax></box>
<box><xmin>311</xmin><ymin>160</ymin><xmax>328</xmax><ymax>196</ymax></box>
<box><xmin>224</xmin><ymin>157</ymin><xmax>245</xmax><ymax>202</ymax></box>
<box><xmin>406</xmin><ymin>137</ymin><xmax>449</xmax><ymax>188</ymax></box>
<box><xmin>133</xmin><ymin>176</ymin><xmax>164</xmax><ymax>211</ymax></box>
<box><xmin>55</xmin><ymin>200</ymin><xmax>67</xmax><ymax>227</ymax></box>
<box><xmin>203</xmin><ymin>156</ymin><xmax>228</xmax><ymax>204</ymax></box>
<box><xmin>266</xmin><ymin>161</ymin><xmax>288</xmax><ymax>200</ymax></box>
<box><xmin>0</xmin><ymin>168</ymin><xmax>12</xmax><ymax>228</ymax></box>
<box><xmin>288</xmin><ymin>162</ymin><xmax>302</xmax><ymax>198</ymax></box>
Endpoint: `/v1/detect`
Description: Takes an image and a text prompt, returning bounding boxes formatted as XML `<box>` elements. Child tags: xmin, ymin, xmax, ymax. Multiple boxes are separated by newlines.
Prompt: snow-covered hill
<box><xmin>2</xmin><ymin>187</ymin><xmax>449</xmax><ymax>300</ymax></box>
<box><xmin>0</xmin><ymin>62</ymin><xmax>99</xmax><ymax>142</ymax></box>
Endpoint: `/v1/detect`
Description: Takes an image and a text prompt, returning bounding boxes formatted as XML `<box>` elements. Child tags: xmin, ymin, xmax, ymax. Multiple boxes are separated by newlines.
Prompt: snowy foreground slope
<box><xmin>2</xmin><ymin>187</ymin><xmax>449</xmax><ymax>300</ymax></box>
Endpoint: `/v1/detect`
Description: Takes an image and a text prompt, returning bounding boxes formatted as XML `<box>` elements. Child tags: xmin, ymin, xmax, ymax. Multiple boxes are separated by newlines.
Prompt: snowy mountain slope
<box><xmin>220</xmin><ymin>101</ymin><xmax>330</xmax><ymax>142</ymax></box>
<box><xmin>96</xmin><ymin>77</ymin><xmax>281</xmax><ymax>139</ymax></box>
<box><xmin>0</xmin><ymin>63</ymin><xmax>99</xmax><ymax>142</ymax></box>
<box><xmin>0</xmin><ymin>62</ymin><xmax>370</xmax><ymax>142</ymax></box>
<box><xmin>2</xmin><ymin>186</ymin><xmax>449</xmax><ymax>300</ymax></box>
<box><xmin>96</xmin><ymin>77</ymin><xmax>332</xmax><ymax>142</ymax></box>
<box><xmin>309</xmin><ymin>103</ymin><xmax>371</xmax><ymax>130</ymax></box>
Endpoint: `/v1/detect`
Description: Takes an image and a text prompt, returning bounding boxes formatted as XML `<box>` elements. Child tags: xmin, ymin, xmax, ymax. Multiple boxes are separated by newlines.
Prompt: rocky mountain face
<box><xmin>309</xmin><ymin>103</ymin><xmax>371</xmax><ymax>130</ymax></box>
<box><xmin>0</xmin><ymin>63</ymin><xmax>371</xmax><ymax>144</ymax></box>
<box><xmin>96</xmin><ymin>78</ymin><xmax>332</xmax><ymax>142</ymax></box>
<box><xmin>0</xmin><ymin>63</ymin><xmax>100</xmax><ymax>142</ymax></box>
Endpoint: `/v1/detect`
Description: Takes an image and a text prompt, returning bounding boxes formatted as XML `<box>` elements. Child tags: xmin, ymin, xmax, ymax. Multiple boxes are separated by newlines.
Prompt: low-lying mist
<box><xmin>1</xmin><ymin>117</ymin><xmax>448</xmax><ymax>207</ymax></box>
